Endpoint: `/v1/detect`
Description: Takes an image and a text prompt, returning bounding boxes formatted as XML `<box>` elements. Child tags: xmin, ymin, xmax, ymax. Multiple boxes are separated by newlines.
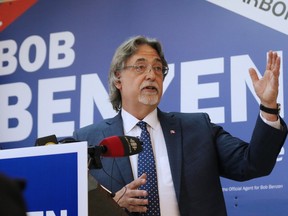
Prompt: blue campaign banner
<box><xmin>1</xmin><ymin>0</ymin><xmax>288</xmax><ymax>215</ymax></box>
<box><xmin>0</xmin><ymin>142</ymin><xmax>88</xmax><ymax>216</ymax></box>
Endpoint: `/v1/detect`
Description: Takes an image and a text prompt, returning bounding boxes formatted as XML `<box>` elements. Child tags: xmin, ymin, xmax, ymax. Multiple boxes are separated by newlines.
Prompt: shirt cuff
<box><xmin>260</xmin><ymin>112</ymin><xmax>281</xmax><ymax>130</ymax></box>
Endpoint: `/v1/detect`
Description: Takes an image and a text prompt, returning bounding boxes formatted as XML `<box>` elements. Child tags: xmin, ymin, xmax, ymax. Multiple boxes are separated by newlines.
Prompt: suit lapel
<box><xmin>158</xmin><ymin>110</ymin><xmax>182</xmax><ymax>201</ymax></box>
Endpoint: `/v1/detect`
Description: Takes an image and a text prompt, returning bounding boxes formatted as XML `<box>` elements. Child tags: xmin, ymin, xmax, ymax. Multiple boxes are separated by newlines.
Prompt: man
<box><xmin>74</xmin><ymin>36</ymin><xmax>287</xmax><ymax>216</ymax></box>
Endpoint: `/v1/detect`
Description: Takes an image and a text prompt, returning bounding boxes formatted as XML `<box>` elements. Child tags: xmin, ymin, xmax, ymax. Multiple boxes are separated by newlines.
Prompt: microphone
<box><xmin>35</xmin><ymin>134</ymin><xmax>58</xmax><ymax>146</ymax></box>
<box><xmin>88</xmin><ymin>136</ymin><xmax>142</xmax><ymax>169</ymax></box>
<box><xmin>35</xmin><ymin>135</ymin><xmax>142</xmax><ymax>169</ymax></box>
<box><xmin>88</xmin><ymin>136</ymin><xmax>143</xmax><ymax>157</ymax></box>
<box><xmin>35</xmin><ymin>135</ymin><xmax>76</xmax><ymax>146</ymax></box>
<box><xmin>35</xmin><ymin>135</ymin><xmax>142</xmax><ymax>157</ymax></box>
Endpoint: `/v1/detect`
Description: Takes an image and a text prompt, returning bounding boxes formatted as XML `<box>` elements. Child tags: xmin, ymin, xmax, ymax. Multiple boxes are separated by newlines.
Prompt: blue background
<box><xmin>1</xmin><ymin>0</ymin><xmax>288</xmax><ymax>215</ymax></box>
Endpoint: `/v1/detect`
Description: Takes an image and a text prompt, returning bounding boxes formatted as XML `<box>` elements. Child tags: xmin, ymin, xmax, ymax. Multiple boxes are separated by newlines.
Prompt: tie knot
<box><xmin>137</xmin><ymin>121</ymin><xmax>147</xmax><ymax>130</ymax></box>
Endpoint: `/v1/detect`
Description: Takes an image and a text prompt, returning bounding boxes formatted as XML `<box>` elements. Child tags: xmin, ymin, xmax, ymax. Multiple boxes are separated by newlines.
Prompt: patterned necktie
<box><xmin>137</xmin><ymin>121</ymin><xmax>160</xmax><ymax>216</ymax></box>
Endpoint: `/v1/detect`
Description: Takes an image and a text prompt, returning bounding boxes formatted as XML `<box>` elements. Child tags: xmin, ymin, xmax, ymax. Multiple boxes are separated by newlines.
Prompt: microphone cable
<box><xmin>101</xmin><ymin>158</ymin><xmax>127</xmax><ymax>204</ymax></box>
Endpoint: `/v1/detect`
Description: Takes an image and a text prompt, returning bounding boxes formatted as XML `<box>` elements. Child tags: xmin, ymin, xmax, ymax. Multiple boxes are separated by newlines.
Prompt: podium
<box><xmin>0</xmin><ymin>142</ymin><xmax>127</xmax><ymax>216</ymax></box>
<box><xmin>88</xmin><ymin>173</ymin><xmax>128</xmax><ymax>216</ymax></box>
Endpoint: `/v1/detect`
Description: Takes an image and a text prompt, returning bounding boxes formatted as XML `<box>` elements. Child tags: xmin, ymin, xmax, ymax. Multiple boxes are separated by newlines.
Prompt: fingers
<box><xmin>266</xmin><ymin>51</ymin><xmax>281</xmax><ymax>75</ymax></box>
<box><xmin>251</xmin><ymin>51</ymin><xmax>280</xmax><ymax>82</ymax></box>
<box><xmin>266</xmin><ymin>50</ymin><xmax>273</xmax><ymax>71</ymax></box>
<box><xmin>127</xmin><ymin>173</ymin><xmax>147</xmax><ymax>190</ymax></box>
<box><xmin>273</xmin><ymin>55</ymin><xmax>281</xmax><ymax>76</ymax></box>
<box><xmin>125</xmin><ymin>196</ymin><xmax>148</xmax><ymax>213</ymax></box>
<box><xmin>266</xmin><ymin>51</ymin><xmax>275</xmax><ymax>71</ymax></box>
<box><xmin>114</xmin><ymin>173</ymin><xmax>149</xmax><ymax>213</ymax></box>
<box><xmin>249</xmin><ymin>68</ymin><xmax>259</xmax><ymax>87</ymax></box>
<box><xmin>249</xmin><ymin>67</ymin><xmax>257</xmax><ymax>79</ymax></box>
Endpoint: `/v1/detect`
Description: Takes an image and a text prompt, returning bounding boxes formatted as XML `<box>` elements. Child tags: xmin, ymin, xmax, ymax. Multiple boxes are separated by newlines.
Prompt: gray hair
<box><xmin>108</xmin><ymin>35</ymin><xmax>168</xmax><ymax>112</ymax></box>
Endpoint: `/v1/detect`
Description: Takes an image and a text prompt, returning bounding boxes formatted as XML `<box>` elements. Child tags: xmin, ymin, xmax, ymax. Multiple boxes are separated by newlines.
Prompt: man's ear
<box><xmin>114</xmin><ymin>80</ymin><xmax>121</xmax><ymax>89</ymax></box>
<box><xmin>114</xmin><ymin>71</ymin><xmax>121</xmax><ymax>89</ymax></box>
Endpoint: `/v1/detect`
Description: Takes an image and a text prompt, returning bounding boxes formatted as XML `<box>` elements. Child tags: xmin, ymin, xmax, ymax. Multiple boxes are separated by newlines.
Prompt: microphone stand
<box><xmin>88</xmin><ymin>147</ymin><xmax>103</xmax><ymax>169</ymax></box>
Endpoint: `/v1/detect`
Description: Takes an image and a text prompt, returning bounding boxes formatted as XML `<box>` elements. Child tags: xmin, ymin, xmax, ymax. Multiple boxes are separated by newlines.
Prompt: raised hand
<box><xmin>249</xmin><ymin>51</ymin><xmax>281</xmax><ymax>121</ymax></box>
<box><xmin>249</xmin><ymin>51</ymin><xmax>280</xmax><ymax>108</ymax></box>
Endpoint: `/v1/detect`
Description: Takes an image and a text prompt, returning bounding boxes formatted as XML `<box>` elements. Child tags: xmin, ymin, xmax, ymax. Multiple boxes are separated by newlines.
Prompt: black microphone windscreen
<box><xmin>118</xmin><ymin>136</ymin><xmax>143</xmax><ymax>156</ymax></box>
<box><xmin>35</xmin><ymin>134</ymin><xmax>58</xmax><ymax>146</ymax></box>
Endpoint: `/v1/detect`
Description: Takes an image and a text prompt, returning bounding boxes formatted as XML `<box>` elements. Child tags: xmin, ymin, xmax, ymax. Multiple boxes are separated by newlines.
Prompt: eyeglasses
<box><xmin>123</xmin><ymin>63</ymin><xmax>168</xmax><ymax>76</ymax></box>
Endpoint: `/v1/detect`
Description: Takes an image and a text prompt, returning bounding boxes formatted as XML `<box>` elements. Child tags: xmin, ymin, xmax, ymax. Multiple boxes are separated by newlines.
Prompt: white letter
<box><xmin>27</xmin><ymin>212</ymin><xmax>43</xmax><ymax>216</ymax></box>
<box><xmin>277</xmin><ymin>147</ymin><xmax>285</xmax><ymax>162</ymax></box>
<box><xmin>231</xmin><ymin>51</ymin><xmax>284</xmax><ymax>122</ymax></box>
<box><xmin>19</xmin><ymin>35</ymin><xmax>47</xmax><ymax>72</ymax></box>
<box><xmin>80</xmin><ymin>74</ymin><xmax>114</xmax><ymax>127</ymax></box>
<box><xmin>38</xmin><ymin>76</ymin><xmax>75</xmax><ymax>137</ymax></box>
<box><xmin>0</xmin><ymin>83</ymin><xmax>32</xmax><ymax>142</ymax></box>
<box><xmin>0</xmin><ymin>39</ymin><xmax>17</xmax><ymax>75</ymax></box>
<box><xmin>163</xmin><ymin>63</ymin><xmax>175</xmax><ymax>94</ymax></box>
<box><xmin>181</xmin><ymin>58</ymin><xmax>225</xmax><ymax>123</ymax></box>
<box><xmin>231</xmin><ymin>55</ymin><xmax>252</xmax><ymax>122</ymax></box>
<box><xmin>49</xmin><ymin>31</ymin><xmax>75</xmax><ymax>69</ymax></box>
<box><xmin>46</xmin><ymin>211</ymin><xmax>56</xmax><ymax>216</ymax></box>
<box><xmin>60</xmin><ymin>210</ymin><xmax>67</xmax><ymax>216</ymax></box>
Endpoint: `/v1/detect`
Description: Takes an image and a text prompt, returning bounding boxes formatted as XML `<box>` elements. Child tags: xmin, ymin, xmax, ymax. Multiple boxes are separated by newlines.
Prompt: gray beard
<box><xmin>138</xmin><ymin>94</ymin><xmax>159</xmax><ymax>105</ymax></box>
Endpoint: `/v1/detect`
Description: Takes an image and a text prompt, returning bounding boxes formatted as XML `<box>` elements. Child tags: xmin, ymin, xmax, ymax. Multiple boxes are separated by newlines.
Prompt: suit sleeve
<box><xmin>215</xmin><ymin>114</ymin><xmax>287</xmax><ymax>181</ymax></box>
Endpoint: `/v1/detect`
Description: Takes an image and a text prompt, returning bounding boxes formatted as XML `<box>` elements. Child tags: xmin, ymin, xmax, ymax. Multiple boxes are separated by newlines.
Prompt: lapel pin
<box><xmin>170</xmin><ymin>130</ymin><xmax>176</xmax><ymax>134</ymax></box>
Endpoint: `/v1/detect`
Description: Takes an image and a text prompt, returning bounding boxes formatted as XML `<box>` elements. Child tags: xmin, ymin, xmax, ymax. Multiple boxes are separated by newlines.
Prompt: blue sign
<box><xmin>0</xmin><ymin>142</ymin><xmax>88</xmax><ymax>216</ymax></box>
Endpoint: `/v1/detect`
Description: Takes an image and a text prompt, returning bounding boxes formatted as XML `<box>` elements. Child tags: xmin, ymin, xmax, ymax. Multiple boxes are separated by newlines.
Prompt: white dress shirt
<box><xmin>260</xmin><ymin>112</ymin><xmax>281</xmax><ymax>129</ymax></box>
<box><xmin>121</xmin><ymin>108</ymin><xmax>180</xmax><ymax>216</ymax></box>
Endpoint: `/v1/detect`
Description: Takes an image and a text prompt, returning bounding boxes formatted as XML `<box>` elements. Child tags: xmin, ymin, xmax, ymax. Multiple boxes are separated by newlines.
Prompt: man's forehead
<box><xmin>126</xmin><ymin>44</ymin><xmax>161</xmax><ymax>63</ymax></box>
<box><xmin>133</xmin><ymin>57</ymin><xmax>162</xmax><ymax>63</ymax></box>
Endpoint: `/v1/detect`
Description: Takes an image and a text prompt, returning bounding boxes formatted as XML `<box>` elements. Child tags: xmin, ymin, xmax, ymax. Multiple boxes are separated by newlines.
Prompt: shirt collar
<box><xmin>121</xmin><ymin>108</ymin><xmax>159</xmax><ymax>133</ymax></box>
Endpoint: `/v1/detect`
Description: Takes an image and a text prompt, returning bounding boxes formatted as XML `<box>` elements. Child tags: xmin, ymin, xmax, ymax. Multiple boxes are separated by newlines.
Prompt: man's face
<box><xmin>115</xmin><ymin>44</ymin><xmax>164</xmax><ymax>112</ymax></box>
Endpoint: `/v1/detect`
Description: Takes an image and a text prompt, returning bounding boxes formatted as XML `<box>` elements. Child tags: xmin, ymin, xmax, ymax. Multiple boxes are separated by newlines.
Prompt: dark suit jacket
<box><xmin>74</xmin><ymin>109</ymin><xmax>287</xmax><ymax>216</ymax></box>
